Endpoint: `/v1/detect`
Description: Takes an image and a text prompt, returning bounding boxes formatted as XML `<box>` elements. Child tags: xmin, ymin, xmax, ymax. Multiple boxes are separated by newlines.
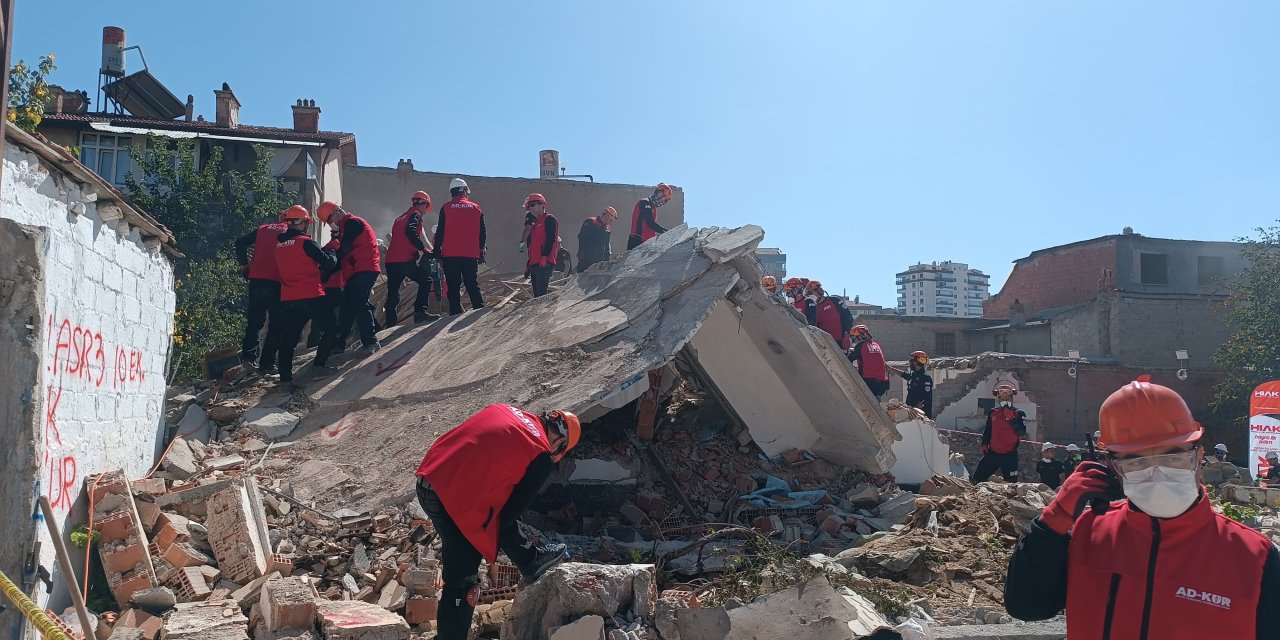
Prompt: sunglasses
<box><xmin>1111</xmin><ymin>449</ymin><xmax>1199</xmax><ymax>474</ymax></box>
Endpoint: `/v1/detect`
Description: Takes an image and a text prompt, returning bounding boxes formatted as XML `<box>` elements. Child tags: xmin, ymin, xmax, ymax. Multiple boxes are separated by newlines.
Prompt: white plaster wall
<box><xmin>890</xmin><ymin>419</ymin><xmax>954</xmax><ymax>485</ymax></box>
<box><xmin>932</xmin><ymin>369</ymin><xmax>1039</xmax><ymax>439</ymax></box>
<box><xmin>3</xmin><ymin>142</ymin><xmax>175</xmax><ymax>619</ymax></box>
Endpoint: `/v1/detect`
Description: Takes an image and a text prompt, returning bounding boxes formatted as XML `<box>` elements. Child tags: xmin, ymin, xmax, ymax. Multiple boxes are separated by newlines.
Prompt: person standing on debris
<box><xmin>847</xmin><ymin>325</ymin><xmax>890</xmax><ymax>400</ymax></box>
<box><xmin>1004</xmin><ymin>377</ymin><xmax>1280</xmax><ymax>638</ymax></box>
<box><xmin>802</xmin><ymin>281</ymin><xmax>853</xmax><ymax>349</ymax></box>
<box><xmin>272</xmin><ymin>206</ymin><xmax>338</xmax><ymax>392</ymax></box>
<box><xmin>317</xmin><ymin>202</ymin><xmax>383</xmax><ymax>356</ymax></box>
<box><xmin>306</xmin><ymin>221</ymin><xmax>346</xmax><ymax>352</ymax></box>
<box><xmin>384</xmin><ymin>191</ymin><xmax>441</xmax><ymax>327</ymax></box>
<box><xmin>414</xmin><ymin>404</ymin><xmax>580</xmax><ymax>640</ymax></box>
<box><xmin>523</xmin><ymin>194</ymin><xmax>559</xmax><ymax>297</ymax></box>
<box><xmin>234</xmin><ymin>211</ymin><xmax>290</xmax><ymax>373</ymax></box>
<box><xmin>577</xmin><ymin>206</ymin><xmax>617</xmax><ymax>273</ymax></box>
<box><xmin>1036</xmin><ymin>442</ymin><xmax>1066</xmax><ymax>490</ymax></box>
<box><xmin>627</xmin><ymin>183</ymin><xmax>674</xmax><ymax>250</ymax></box>
<box><xmin>973</xmin><ymin>384</ymin><xmax>1027</xmax><ymax>482</ymax></box>
<box><xmin>1063</xmin><ymin>444</ymin><xmax>1083</xmax><ymax>476</ymax></box>
<box><xmin>433</xmin><ymin>178</ymin><xmax>487</xmax><ymax>315</ymax></box>
<box><xmin>892</xmin><ymin>350</ymin><xmax>934</xmax><ymax>417</ymax></box>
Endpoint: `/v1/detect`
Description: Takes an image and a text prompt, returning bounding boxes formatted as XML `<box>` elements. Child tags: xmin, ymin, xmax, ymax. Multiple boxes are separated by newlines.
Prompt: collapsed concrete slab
<box><xmin>291</xmin><ymin>226</ymin><xmax>898</xmax><ymax>510</ymax></box>
<box><xmin>674</xmin><ymin>576</ymin><xmax>895</xmax><ymax>639</ymax></box>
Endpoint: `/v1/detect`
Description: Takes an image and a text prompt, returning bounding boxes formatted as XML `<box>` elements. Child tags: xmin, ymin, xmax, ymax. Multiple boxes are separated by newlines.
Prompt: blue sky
<box><xmin>16</xmin><ymin>1</ymin><xmax>1279</xmax><ymax>306</ymax></box>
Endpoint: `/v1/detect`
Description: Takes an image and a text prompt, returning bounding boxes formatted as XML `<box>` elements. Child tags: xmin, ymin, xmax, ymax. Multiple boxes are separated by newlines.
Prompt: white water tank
<box><xmin>539</xmin><ymin>149</ymin><xmax>559</xmax><ymax>179</ymax></box>
<box><xmin>101</xmin><ymin>27</ymin><xmax>126</xmax><ymax>77</ymax></box>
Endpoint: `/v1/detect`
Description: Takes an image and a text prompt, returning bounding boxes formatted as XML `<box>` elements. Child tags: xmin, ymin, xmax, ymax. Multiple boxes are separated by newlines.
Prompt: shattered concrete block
<box><xmin>176</xmin><ymin>405</ymin><xmax>212</xmax><ymax>444</ymax></box>
<box><xmin>846</xmin><ymin>484</ymin><xmax>881</xmax><ymax>508</ymax></box>
<box><xmin>107</xmin><ymin>627</ymin><xmax>145</xmax><ymax>640</ymax></box>
<box><xmin>549</xmin><ymin>615</ymin><xmax>605</xmax><ymax>640</ymax></box>
<box><xmin>919</xmin><ymin>475</ymin><xmax>970</xmax><ymax>497</ymax></box>
<box><xmin>130</xmin><ymin>586</ymin><xmax>177</xmax><ymax>615</ymax></box>
<box><xmin>876</xmin><ymin>491</ymin><xmax>918</xmax><ymax>526</ymax></box>
<box><xmin>676</xmin><ymin>576</ymin><xmax>892</xmax><ymax>640</ymax></box>
<box><xmin>115</xmin><ymin>609</ymin><xmax>162</xmax><ymax>640</ymax></box>
<box><xmin>403</xmin><ymin>598</ymin><xmax>437</xmax><ymax>626</ymax></box>
<box><xmin>206</xmin><ymin>480</ymin><xmax>271</xmax><ymax>582</ymax></box>
<box><xmin>262</xmin><ymin>576</ymin><xmax>318</xmax><ymax>632</ymax></box>
<box><xmin>231</xmin><ymin>571</ymin><xmax>283</xmax><ymax>610</ymax></box>
<box><xmin>243</xmin><ymin>408</ymin><xmax>301</xmax><ymax>440</ymax></box>
<box><xmin>315</xmin><ymin>600</ymin><xmax>410</xmax><ymax>640</ymax></box>
<box><xmin>401</xmin><ymin>568</ymin><xmax>438</xmax><ymax>596</ymax></box>
<box><xmin>377</xmin><ymin>580</ymin><xmax>406</xmax><ymax>611</ymax></box>
<box><xmin>162</xmin><ymin>438</ymin><xmax>202</xmax><ymax>480</ymax></box>
<box><xmin>501</xmin><ymin>564</ymin><xmax>656</xmax><ymax>640</ymax></box>
<box><xmin>819</xmin><ymin>516</ymin><xmax>844</xmax><ymax>536</ymax></box>
<box><xmin>205</xmin><ymin>454</ymin><xmax>246</xmax><ymax>471</ymax></box>
<box><xmin>131</xmin><ymin>478</ymin><xmax>167</xmax><ymax>496</ymax></box>
<box><xmin>162</xmin><ymin>600</ymin><xmax>250</xmax><ymax>640</ymax></box>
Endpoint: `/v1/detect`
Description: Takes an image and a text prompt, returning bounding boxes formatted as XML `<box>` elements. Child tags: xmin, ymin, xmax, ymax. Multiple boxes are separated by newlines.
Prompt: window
<box><xmin>1139</xmin><ymin>252</ymin><xmax>1168</xmax><ymax>285</ymax></box>
<box><xmin>935</xmin><ymin>332</ymin><xmax>957</xmax><ymax>356</ymax></box>
<box><xmin>995</xmin><ymin>333</ymin><xmax>1008</xmax><ymax>352</ymax></box>
<box><xmin>1197</xmin><ymin>255</ymin><xmax>1225</xmax><ymax>286</ymax></box>
<box><xmin>80</xmin><ymin>134</ymin><xmax>133</xmax><ymax>186</ymax></box>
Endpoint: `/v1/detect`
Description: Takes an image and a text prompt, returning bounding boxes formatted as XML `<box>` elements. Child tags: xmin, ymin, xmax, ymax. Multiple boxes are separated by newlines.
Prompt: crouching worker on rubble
<box><xmin>414</xmin><ymin>404</ymin><xmax>581</xmax><ymax>640</ymax></box>
<box><xmin>1004</xmin><ymin>377</ymin><xmax>1280</xmax><ymax>639</ymax></box>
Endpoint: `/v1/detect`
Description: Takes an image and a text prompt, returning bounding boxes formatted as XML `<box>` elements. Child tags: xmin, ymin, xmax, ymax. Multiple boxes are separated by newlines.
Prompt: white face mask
<box><xmin>998</xmin><ymin>400</ymin><xmax>1012</xmax><ymax>408</ymax></box>
<box><xmin>1122</xmin><ymin>466</ymin><xmax>1199</xmax><ymax>518</ymax></box>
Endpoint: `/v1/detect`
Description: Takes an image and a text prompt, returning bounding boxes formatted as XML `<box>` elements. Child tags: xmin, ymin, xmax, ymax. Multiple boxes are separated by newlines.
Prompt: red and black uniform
<box><xmin>1006</xmin><ymin>494</ymin><xmax>1280</xmax><ymax>639</ymax></box>
<box><xmin>333</xmin><ymin>214</ymin><xmax>381</xmax><ymax>349</ymax></box>
<box><xmin>527</xmin><ymin>212</ymin><xmax>560</xmax><ymax>297</ymax></box>
<box><xmin>234</xmin><ymin>221</ymin><xmax>289</xmax><ymax>369</ymax></box>
<box><xmin>307</xmin><ymin>237</ymin><xmax>346</xmax><ymax>350</ymax></box>
<box><xmin>806</xmin><ymin>297</ymin><xmax>852</xmax><ymax>349</ymax></box>
<box><xmin>432</xmin><ymin>196</ymin><xmax>487</xmax><ymax>315</ymax></box>
<box><xmin>576</xmin><ymin>215</ymin><xmax>613</xmax><ymax>273</ymax></box>
<box><xmin>900</xmin><ymin>367</ymin><xmax>934</xmax><ymax>418</ymax></box>
<box><xmin>272</xmin><ymin>228</ymin><xmax>337</xmax><ymax>382</ymax></box>
<box><xmin>415</xmin><ymin>405</ymin><xmax>555</xmax><ymax>640</ymax></box>
<box><xmin>973</xmin><ymin>404</ymin><xmax>1027</xmax><ymax>482</ymax></box>
<box><xmin>847</xmin><ymin>340</ymin><xmax>890</xmax><ymax>399</ymax></box>
<box><xmin>627</xmin><ymin>198</ymin><xmax>667</xmax><ymax>250</ymax></box>
<box><xmin>384</xmin><ymin>207</ymin><xmax>435</xmax><ymax>325</ymax></box>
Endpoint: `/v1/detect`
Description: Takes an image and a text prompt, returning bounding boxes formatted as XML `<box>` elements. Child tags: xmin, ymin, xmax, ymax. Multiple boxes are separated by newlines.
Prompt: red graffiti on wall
<box><xmin>47</xmin><ymin>456</ymin><xmax>78</xmax><ymax>512</ymax></box>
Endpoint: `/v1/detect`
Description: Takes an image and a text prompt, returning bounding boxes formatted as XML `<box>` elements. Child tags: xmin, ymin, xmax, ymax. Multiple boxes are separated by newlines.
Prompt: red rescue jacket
<box><xmin>247</xmin><ymin>222</ymin><xmax>289</xmax><ymax>281</ymax></box>
<box><xmin>1066</xmin><ymin>495</ymin><xmax>1268</xmax><ymax>639</ymax></box>
<box><xmin>276</xmin><ymin>234</ymin><xmax>325</xmax><ymax>302</ymax></box>
<box><xmin>322</xmin><ymin>239</ymin><xmax>345</xmax><ymax>289</ymax></box>
<box><xmin>985</xmin><ymin>406</ymin><xmax>1024</xmax><ymax>454</ymax></box>
<box><xmin>386</xmin><ymin>209</ymin><xmax>425</xmax><ymax>264</ymax></box>
<box><xmin>439</xmin><ymin>197</ymin><xmax>484</xmax><ymax>259</ymax></box>
<box><xmin>527</xmin><ymin>212</ymin><xmax>560</xmax><ymax>267</ymax></box>
<box><xmin>630</xmin><ymin>199</ymin><xmax>659</xmax><ymax>243</ymax></box>
<box><xmin>854</xmin><ymin>340</ymin><xmax>888</xmax><ymax>381</ymax></box>
<box><xmin>814</xmin><ymin>298</ymin><xmax>851</xmax><ymax>349</ymax></box>
<box><xmin>415</xmin><ymin>404</ymin><xmax>553</xmax><ymax>562</ymax></box>
<box><xmin>344</xmin><ymin>215</ymin><xmax>381</xmax><ymax>274</ymax></box>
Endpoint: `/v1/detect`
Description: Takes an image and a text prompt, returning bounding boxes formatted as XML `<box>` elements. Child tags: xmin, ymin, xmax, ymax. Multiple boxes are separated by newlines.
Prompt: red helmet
<box><xmin>849</xmin><ymin>324</ymin><xmax>871</xmax><ymax>340</ymax></box>
<box><xmin>1099</xmin><ymin>378</ymin><xmax>1201</xmax><ymax>454</ymax></box>
<box><xmin>523</xmin><ymin>193</ymin><xmax>547</xmax><ymax>208</ymax></box>
<box><xmin>783</xmin><ymin>277</ymin><xmax>807</xmax><ymax>291</ymax></box>
<box><xmin>316</xmin><ymin>201</ymin><xmax>340</xmax><ymax>223</ymax></box>
<box><xmin>910</xmin><ymin>351</ymin><xmax>928</xmax><ymax>366</ymax></box>
<box><xmin>281</xmin><ymin>205</ymin><xmax>310</xmax><ymax>221</ymax></box>
<box><xmin>761</xmin><ymin>276</ymin><xmax>778</xmax><ymax>293</ymax></box>
<box><xmin>654</xmin><ymin>183</ymin><xmax>674</xmax><ymax>201</ymax></box>
<box><xmin>805</xmin><ymin>280</ymin><xmax>823</xmax><ymax>293</ymax></box>
<box><xmin>411</xmin><ymin>191</ymin><xmax>433</xmax><ymax>210</ymax></box>
<box><xmin>993</xmin><ymin>383</ymin><xmax>1017</xmax><ymax>398</ymax></box>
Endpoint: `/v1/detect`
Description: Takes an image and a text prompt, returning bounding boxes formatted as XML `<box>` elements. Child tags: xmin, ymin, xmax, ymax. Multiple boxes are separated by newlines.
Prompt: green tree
<box><xmin>1210</xmin><ymin>222</ymin><xmax>1280</xmax><ymax>436</ymax></box>
<box><xmin>124</xmin><ymin>136</ymin><xmax>293</xmax><ymax>380</ymax></box>
<box><xmin>7</xmin><ymin>54</ymin><xmax>57</xmax><ymax>132</ymax></box>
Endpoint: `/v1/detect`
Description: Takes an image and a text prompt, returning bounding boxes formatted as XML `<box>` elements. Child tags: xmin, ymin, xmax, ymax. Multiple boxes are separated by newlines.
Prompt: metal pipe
<box><xmin>37</xmin><ymin>497</ymin><xmax>95</xmax><ymax>638</ymax></box>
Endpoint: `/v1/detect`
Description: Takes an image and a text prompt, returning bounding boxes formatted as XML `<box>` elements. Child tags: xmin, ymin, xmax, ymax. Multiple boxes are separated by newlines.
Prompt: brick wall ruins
<box><xmin>984</xmin><ymin>239</ymin><xmax>1117</xmax><ymax>318</ymax></box>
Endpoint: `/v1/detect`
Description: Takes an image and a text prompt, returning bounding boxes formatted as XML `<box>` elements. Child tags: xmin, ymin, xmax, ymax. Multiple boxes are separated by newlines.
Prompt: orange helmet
<box><xmin>761</xmin><ymin>275</ymin><xmax>778</xmax><ymax>293</ymax></box>
<box><xmin>1099</xmin><ymin>377</ymin><xmax>1202</xmax><ymax>454</ymax></box>
<box><xmin>523</xmin><ymin>193</ymin><xmax>547</xmax><ymax>208</ymax></box>
<box><xmin>805</xmin><ymin>280</ymin><xmax>823</xmax><ymax>293</ymax></box>
<box><xmin>281</xmin><ymin>205</ymin><xmax>310</xmax><ymax>222</ymax></box>
<box><xmin>849</xmin><ymin>324</ymin><xmax>871</xmax><ymax>340</ymax></box>
<box><xmin>783</xmin><ymin>277</ymin><xmax>807</xmax><ymax>291</ymax></box>
<box><xmin>993</xmin><ymin>383</ymin><xmax>1017</xmax><ymax>397</ymax></box>
<box><xmin>601</xmin><ymin>206</ymin><xmax>618</xmax><ymax>221</ymax></box>
<box><xmin>654</xmin><ymin>183</ymin><xmax>674</xmax><ymax>201</ymax></box>
<box><xmin>411</xmin><ymin>191</ymin><xmax>433</xmax><ymax>210</ymax></box>
<box><xmin>317</xmin><ymin>201</ymin><xmax>340</xmax><ymax>223</ymax></box>
<box><xmin>547</xmin><ymin>410</ymin><xmax>581</xmax><ymax>462</ymax></box>
<box><xmin>910</xmin><ymin>350</ymin><xmax>928</xmax><ymax>366</ymax></box>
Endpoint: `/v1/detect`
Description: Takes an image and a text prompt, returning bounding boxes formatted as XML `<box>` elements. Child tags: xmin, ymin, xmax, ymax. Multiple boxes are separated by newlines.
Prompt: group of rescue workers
<box><xmin>234</xmin><ymin>180</ymin><xmax>675</xmax><ymax>392</ymax></box>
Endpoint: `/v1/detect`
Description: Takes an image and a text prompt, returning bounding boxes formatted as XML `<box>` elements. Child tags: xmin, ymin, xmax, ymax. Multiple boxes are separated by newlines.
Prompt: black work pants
<box><xmin>973</xmin><ymin>450</ymin><xmax>1020</xmax><ymax>483</ymax></box>
<box><xmin>905</xmin><ymin>392</ymin><xmax>933</xmax><ymax>418</ymax></box>
<box><xmin>384</xmin><ymin>261</ymin><xmax>433</xmax><ymax>326</ymax></box>
<box><xmin>529</xmin><ymin>264</ymin><xmax>554</xmax><ymax>297</ymax></box>
<box><xmin>277</xmin><ymin>297</ymin><xmax>336</xmax><ymax>382</ymax></box>
<box><xmin>335</xmin><ymin>271</ymin><xmax>379</xmax><ymax>348</ymax></box>
<box><xmin>416</xmin><ymin>480</ymin><xmax>536</xmax><ymax>640</ymax></box>
<box><xmin>441</xmin><ymin>257</ymin><xmax>483</xmax><ymax>315</ymax></box>
<box><xmin>241</xmin><ymin>279</ymin><xmax>283</xmax><ymax>368</ymax></box>
<box><xmin>306</xmin><ymin>287</ymin><xmax>343</xmax><ymax>348</ymax></box>
<box><xmin>864</xmin><ymin>377</ymin><xmax>890</xmax><ymax>400</ymax></box>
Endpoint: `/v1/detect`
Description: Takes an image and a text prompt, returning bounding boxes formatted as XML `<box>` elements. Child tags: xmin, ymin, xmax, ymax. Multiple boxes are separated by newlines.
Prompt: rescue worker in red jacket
<box><xmin>626</xmin><ymin>183</ymin><xmax>673</xmax><ymax>250</ymax></box>
<box><xmin>782</xmin><ymin>277</ymin><xmax>809</xmax><ymax>313</ymax></box>
<box><xmin>847</xmin><ymin>325</ymin><xmax>890</xmax><ymax>399</ymax></box>
<box><xmin>432</xmin><ymin>178</ymin><xmax>487</xmax><ymax>315</ymax></box>
<box><xmin>802</xmin><ymin>281</ymin><xmax>852</xmax><ymax>349</ymax></box>
<box><xmin>973</xmin><ymin>383</ymin><xmax>1028</xmax><ymax>482</ymax></box>
<box><xmin>306</xmin><ymin>220</ymin><xmax>346</xmax><ymax>352</ymax></box>
<box><xmin>576</xmin><ymin>206</ymin><xmax>617</xmax><ymax>273</ymax></box>
<box><xmin>317</xmin><ymin>202</ymin><xmax>382</xmax><ymax>356</ymax></box>
<box><xmin>523</xmin><ymin>194</ymin><xmax>560</xmax><ymax>297</ymax></box>
<box><xmin>415</xmin><ymin>404</ymin><xmax>580</xmax><ymax>640</ymax></box>
<box><xmin>271</xmin><ymin>206</ymin><xmax>338</xmax><ymax>392</ymax></box>
<box><xmin>1005</xmin><ymin>377</ymin><xmax>1280</xmax><ymax>639</ymax></box>
<box><xmin>234</xmin><ymin>212</ymin><xmax>290</xmax><ymax>373</ymax></box>
<box><xmin>384</xmin><ymin>191</ymin><xmax>441</xmax><ymax>326</ymax></box>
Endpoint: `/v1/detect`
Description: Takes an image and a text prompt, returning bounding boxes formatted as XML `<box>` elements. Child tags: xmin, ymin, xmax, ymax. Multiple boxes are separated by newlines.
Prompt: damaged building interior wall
<box><xmin>1</xmin><ymin>127</ymin><xmax>177</xmax><ymax>634</ymax></box>
<box><xmin>930</xmin><ymin>368</ymin><xmax>1039</xmax><ymax>438</ymax></box>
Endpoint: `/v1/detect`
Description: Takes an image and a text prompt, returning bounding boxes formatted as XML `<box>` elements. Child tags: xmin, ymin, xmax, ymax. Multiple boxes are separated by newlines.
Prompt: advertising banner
<box><xmin>1247</xmin><ymin>381</ymin><xmax>1280</xmax><ymax>481</ymax></box>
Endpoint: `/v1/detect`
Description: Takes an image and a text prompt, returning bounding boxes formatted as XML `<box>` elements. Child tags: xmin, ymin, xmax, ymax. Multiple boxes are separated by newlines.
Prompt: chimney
<box><xmin>184</xmin><ymin>95</ymin><xmax>194</xmax><ymax>122</ymax></box>
<box><xmin>292</xmin><ymin>98</ymin><xmax>320</xmax><ymax>133</ymax></box>
<box><xmin>1009</xmin><ymin>298</ymin><xmax>1027</xmax><ymax>328</ymax></box>
<box><xmin>396</xmin><ymin>159</ymin><xmax>414</xmax><ymax>179</ymax></box>
<box><xmin>214</xmin><ymin>82</ymin><xmax>240</xmax><ymax>128</ymax></box>
<box><xmin>45</xmin><ymin>85</ymin><xmax>66</xmax><ymax>114</ymax></box>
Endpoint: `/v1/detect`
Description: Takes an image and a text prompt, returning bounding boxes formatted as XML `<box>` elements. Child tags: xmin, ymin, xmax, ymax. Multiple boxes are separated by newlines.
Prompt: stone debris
<box><xmin>315</xmin><ymin>600</ymin><xmax>410</xmax><ymax>640</ymax></box>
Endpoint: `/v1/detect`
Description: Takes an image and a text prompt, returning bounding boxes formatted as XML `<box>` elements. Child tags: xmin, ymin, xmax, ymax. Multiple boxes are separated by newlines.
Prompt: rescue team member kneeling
<box><xmin>414</xmin><ymin>404</ymin><xmax>579</xmax><ymax>640</ymax></box>
<box><xmin>1004</xmin><ymin>377</ymin><xmax>1280</xmax><ymax>639</ymax></box>
<box><xmin>272</xmin><ymin>206</ymin><xmax>337</xmax><ymax>393</ymax></box>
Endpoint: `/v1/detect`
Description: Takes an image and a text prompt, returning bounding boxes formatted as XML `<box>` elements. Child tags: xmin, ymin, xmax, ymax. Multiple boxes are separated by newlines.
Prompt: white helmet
<box><xmin>1065</xmin><ymin>444</ymin><xmax>1080</xmax><ymax>452</ymax></box>
<box><xmin>1214</xmin><ymin>443</ymin><xmax>1228</xmax><ymax>452</ymax></box>
<box><xmin>449</xmin><ymin>178</ymin><xmax>468</xmax><ymax>191</ymax></box>
<box><xmin>1267</xmin><ymin>451</ymin><xmax>1279</xmax><ymax>461</ymax></box>
<box><xmin>1041</xmin><ymin>442</ymin><xmax>1055</xmax><ymax>452</ymax></box>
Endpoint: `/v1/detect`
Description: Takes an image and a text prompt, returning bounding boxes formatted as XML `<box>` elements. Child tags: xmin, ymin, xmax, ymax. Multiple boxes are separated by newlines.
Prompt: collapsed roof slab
<box><xmin>288</xmin><ymin>225</ymin><xmax>897</xmax><ymax>510</ymax></box>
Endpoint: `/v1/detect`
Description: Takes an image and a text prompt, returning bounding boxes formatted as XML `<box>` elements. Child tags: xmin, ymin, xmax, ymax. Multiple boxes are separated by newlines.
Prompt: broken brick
<box><xmin>115</xmin><ymin>609</ymin><xmax>162</xmax><ymax>640</ymax></box>
<box><xmin>262</xmin><ymin>576</ymin><xmax>318</xmax><ymax>632</ymax></box>
<box><xmin>782</xmin><ymin>448</ymin><xmax>805</xmax><ymax>465</ymax></box>
<box><xmin>163</xmin><ymin>542</ymin><xmax>212</xmax><ymax>569</ymax></box>
<box><xmin>403</xmin><ymin>597</ymin><xmax>438</xmax><ymax>625</ymax></box>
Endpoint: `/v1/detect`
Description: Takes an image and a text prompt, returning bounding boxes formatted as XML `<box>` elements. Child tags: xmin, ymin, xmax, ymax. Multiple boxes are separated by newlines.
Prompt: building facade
<box><xmin>895</xmin><ymin>261</ymin><xmax>989</xmax><ymax>318</ymax></box>
<box><xmin>755</xmin><ymin>248</ymin><xmax>787</xmax><ymax>280</ymax></box>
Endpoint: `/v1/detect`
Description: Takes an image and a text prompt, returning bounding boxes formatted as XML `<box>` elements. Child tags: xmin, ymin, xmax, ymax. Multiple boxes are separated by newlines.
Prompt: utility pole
<box><xmin>1068</xmin><ymin>350</ymin><xmax>1081</xmax><ymax>442</ymax></box>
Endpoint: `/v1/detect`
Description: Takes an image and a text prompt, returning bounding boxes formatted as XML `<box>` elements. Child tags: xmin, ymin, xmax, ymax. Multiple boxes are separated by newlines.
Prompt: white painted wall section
<box><xmin>890</xmin><ymin>419</ymin><xmax>954</xmax><ymax>484</ymax></box>
<box><xmin>933</xmin><ymin>369</ymin><xmax>1039</xmax><ymax>439</ymax></box>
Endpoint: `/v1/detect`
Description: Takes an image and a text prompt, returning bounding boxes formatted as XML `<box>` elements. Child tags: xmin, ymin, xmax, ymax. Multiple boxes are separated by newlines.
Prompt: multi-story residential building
<box><xmin>895</xmin><ymin>261</ymin><xmax>990</xmax><ymax>318</ymax></box>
